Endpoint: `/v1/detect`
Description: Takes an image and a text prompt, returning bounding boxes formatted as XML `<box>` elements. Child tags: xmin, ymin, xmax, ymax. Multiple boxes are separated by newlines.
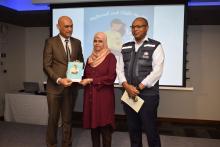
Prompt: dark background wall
<box><xmin>1</xmin><ymin>2</ymin><xmax>220</xmax><ymax>27</ymax></box>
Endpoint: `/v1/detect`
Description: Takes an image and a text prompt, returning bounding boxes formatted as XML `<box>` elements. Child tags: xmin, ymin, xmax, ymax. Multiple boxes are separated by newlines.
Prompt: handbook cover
<box><xmin>66</xmin><ymin>61</ymin><xmax>83</xmax><ymax>82</ymax></box>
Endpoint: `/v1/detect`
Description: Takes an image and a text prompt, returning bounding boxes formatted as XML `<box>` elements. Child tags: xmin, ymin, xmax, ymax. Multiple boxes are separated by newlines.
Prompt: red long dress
<box><xmin>83</xmin><ymin>53</ymin><xmax>117</xmax><ymax>129</ymax></box>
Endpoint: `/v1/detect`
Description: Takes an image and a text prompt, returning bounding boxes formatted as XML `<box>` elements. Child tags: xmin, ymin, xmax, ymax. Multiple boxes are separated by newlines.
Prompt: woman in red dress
<box><xmin>80</xmin><ymin>32</ymin><xmax>117</xmax><ymax>147</ymax></box>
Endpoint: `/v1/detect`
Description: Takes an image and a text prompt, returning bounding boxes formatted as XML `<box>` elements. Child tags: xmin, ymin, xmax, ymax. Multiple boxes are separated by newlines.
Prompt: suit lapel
<box><xmin>70</xmin><ymin>37</ymin><xmax>77</xmax><ymax>61</ymax></box>
<box><xmin>55</xmin><ymin>35</ymin><xmax>68</xmax><ymax>62</ymax></box>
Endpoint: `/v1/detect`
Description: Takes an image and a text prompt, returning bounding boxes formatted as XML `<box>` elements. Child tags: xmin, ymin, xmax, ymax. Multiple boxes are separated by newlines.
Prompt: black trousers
<box><xmin>123</xmin><ymin>94</ymin><xmax>161</xmax><ymax>147</ymax></box>
<box><xmin>46</xmin><ymin>88</ymin><xmax>75</xmax><ymax>147</ymax></box>
<box><xmin>91</xmin><ymin>125</ymin><xmax>113</xmax><ymax>147</ymax></box>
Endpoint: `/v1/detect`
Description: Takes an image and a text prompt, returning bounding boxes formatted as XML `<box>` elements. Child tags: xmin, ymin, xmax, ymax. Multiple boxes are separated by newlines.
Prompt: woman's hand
<box><xmin>80</xmin><ymin>78</ymin><xmax>93</xmax><ymax>86</ymax></box>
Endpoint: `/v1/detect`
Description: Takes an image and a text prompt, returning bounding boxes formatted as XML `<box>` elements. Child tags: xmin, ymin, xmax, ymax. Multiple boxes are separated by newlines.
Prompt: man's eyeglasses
<box><xmin>130</xmin><ymin>25</ymin><xmax>146</xmax><ymax>29</ymax></box>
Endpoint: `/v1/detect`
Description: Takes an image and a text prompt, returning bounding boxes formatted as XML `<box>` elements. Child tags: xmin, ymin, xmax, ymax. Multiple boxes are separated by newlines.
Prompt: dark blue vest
<box><xmin>121</xmin><ymin>38</ymin><xmax>160</xmax><ymax>95</ymax></box>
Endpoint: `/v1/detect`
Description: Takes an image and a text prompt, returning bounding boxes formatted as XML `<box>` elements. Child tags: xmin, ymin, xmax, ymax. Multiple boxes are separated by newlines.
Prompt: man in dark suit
<box><xmin>43</xmin><ymin>16</ymin><xmax>84</xmax><ymax>147</ymax></box>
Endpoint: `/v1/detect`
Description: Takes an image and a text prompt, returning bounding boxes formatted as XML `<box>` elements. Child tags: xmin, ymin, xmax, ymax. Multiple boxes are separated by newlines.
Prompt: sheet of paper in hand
<box><xmin>121</xmin><ymin>91</ymin><xmax>144</xmax><ymax>113</ymax></box>
<box><xmin>66</xmin><ymin>61</ymin><xmax>83</xmax><ymax>82</ymax></box>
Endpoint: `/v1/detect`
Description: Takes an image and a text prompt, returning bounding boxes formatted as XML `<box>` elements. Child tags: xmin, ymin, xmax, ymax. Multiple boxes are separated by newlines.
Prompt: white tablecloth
<box><xmin>4</xmin><ymin>93</ymin><xmax>48</xmax><ymax>125</ymax></box>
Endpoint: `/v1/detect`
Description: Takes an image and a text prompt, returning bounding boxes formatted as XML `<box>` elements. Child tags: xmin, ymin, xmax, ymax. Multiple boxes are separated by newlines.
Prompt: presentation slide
<box><xmin>52</xmin><ymin>4</ymin><xmax>185</xmax><ymax>86</ymax></box>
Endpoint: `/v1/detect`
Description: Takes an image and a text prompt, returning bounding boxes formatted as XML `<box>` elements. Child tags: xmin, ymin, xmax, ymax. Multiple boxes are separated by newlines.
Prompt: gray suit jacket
<box><xmin>43</xmin><ymin>35</ymin><xmax>84</xmax><ymax>94</ymax></box>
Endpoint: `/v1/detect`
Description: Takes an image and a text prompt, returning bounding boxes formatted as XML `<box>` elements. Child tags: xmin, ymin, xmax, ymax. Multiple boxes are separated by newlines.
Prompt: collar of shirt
<box><xmin>133</xmin><ymin>36</ymin><xmax>149</xmax><ymax>52</ymax></box>
<box><xmin>59</xmin><ymin>34</ymin><xmax>70</xmax><ymax>44</ymax></box>
<box><xmin>59</xmin><ymin>34</ymin><xmax>71</xmax><ymax>53</ymax></box>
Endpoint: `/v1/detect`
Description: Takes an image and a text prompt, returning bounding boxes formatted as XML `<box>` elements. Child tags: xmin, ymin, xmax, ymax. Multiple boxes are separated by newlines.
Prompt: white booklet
<box><xmin>66</xmin><ymin>61</ymin><xmax>84</xmax><ymax>82</ymax></box>
<box><xmin>121</xmin><ymin>91</ymin><xmax>144</xmax><ymax>113</ymax></box>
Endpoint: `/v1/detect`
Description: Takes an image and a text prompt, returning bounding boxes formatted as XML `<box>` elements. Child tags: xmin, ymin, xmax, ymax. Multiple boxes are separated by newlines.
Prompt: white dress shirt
<box><xmin>116</xmin><ymin>36</ymin><xmax>165</xmax><ymax>88</ymax></box>
<box><xmin>59</xmin><ymin>34</ymin><xmax>72</xmax><ymax>54</ymax></box>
